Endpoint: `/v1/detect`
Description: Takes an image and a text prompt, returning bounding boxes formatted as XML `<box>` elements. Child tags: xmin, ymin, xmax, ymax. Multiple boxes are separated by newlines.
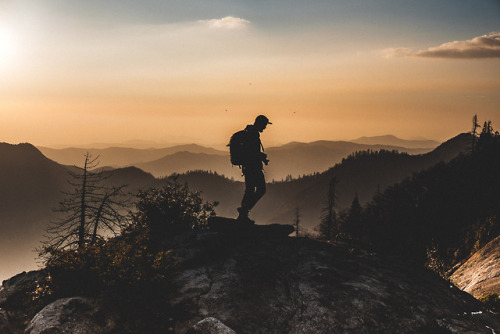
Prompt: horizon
<box><xmin>1</xmin><ymin>1</ymin><xmax>499</xmax><ymax>147</ymax></box>
<box><xmin>2</xmin><ymin>132</ymin><xmax>446</xmax><ymax>150</ymax></box>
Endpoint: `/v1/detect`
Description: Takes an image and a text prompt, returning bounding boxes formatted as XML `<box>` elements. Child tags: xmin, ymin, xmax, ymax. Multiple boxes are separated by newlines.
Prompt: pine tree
<box><xmin>471</xmin><ymin>114</ymin><xmax>481</xmax><ymax>152</ymax></box>
<box><xmin>318</xmin><ymin>177</ymin><xmax>338</xmax><ymax>241</ymax></box>
<box><xmin>345</xmin><ymin>193</ymin><xmax>362</xmax><ymax>238</ymax></box>
<box><xmin>294</xmin><ymin>206</ymin><xmax>300</xmax><ymax>237</ymax></box>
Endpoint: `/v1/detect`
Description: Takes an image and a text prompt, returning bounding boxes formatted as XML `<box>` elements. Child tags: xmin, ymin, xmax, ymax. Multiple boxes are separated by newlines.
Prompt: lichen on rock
<box><xmin>25</xmin><ymin>297</ymin><xmax>116</xmax><ymax>334</ymax></box>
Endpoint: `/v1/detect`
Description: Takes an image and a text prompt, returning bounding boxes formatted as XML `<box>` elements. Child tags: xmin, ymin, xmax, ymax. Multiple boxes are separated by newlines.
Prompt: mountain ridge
<box><xmin>38</xmin><ymin>138</ymin><xmax>434</xmax><ymax>181</ymax></box>
<box><xmin>352</xmin><ymin>134</ymin><xmax>440</xmax><ymax>148</ymax></box>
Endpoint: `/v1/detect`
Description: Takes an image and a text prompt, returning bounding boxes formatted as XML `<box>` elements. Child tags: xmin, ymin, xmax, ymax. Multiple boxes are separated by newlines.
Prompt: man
<box><xmin>237</xmin><ymin>115</ymin><xmax>271</xmax><ymax>224</ymax></box>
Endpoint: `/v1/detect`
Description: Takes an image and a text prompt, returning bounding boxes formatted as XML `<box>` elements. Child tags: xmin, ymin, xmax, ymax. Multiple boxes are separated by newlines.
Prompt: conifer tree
<box><xmin>471</xmin><ymin>114</ymin><xmax>481</xmax><ymax>152</ymax></box>
<box><xmin>345</xmin><ymin>193</ymin><xmax>362</xmax><ymax>238</ymax></box>
<box><xmin>294</xmin><ymin>206</ymin><xmax>300</xmax><ymax>237</ymax></box>
<box><xmin>318</xmin><ymin>177</ymin><xmax>338</xmax><ymax>241</ymax></box>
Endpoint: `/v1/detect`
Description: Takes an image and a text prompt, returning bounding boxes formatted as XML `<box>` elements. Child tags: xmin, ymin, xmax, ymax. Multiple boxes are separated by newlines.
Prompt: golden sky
<box><xmin>0</xmin><ymin>1</ymin><xmax>499</xmax><ymax>147</ymax></box>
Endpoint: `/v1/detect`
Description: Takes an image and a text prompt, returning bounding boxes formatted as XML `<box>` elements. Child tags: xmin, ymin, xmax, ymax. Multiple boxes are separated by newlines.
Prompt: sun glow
<box><xmin>0</xmin><ymin>26</ymin><xmax>15</xmax><ymax>69</ymax></box>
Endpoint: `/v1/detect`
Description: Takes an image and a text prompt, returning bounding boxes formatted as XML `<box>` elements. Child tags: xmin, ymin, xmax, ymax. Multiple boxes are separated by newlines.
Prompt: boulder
<box><xmin>186</xmin><ymin>317</ymin><xmax>237</xmax><ymax>334</ymax></box>
<box><xmin>208</xmin><ymin>217</ymin><xmax>294</xmax><ymax>238</ymax></box>
<box><xmin>0</xmin><ymin>270</ymin><xmax>47</xmax><ymax>309</ymax></box>
<box><xmin>25</xmin><ymin>297</ymin><xmax>116</xmax><ymax>334</ymax></box>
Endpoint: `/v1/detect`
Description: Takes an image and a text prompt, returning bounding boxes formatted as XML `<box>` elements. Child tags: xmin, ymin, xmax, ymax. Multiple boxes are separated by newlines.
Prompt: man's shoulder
<box><xmin>244</xmin><ymin>125</ymin><xmax>259</xmax><ymax>137</ymax></box>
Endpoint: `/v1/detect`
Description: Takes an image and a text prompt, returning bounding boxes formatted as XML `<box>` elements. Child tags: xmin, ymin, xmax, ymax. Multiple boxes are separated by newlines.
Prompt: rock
<box><xmin>170</xmin><ymin>236</ymin><xmax>500</xmax><ymax>334</ymax></box>
<box><xmin>25</xmin><ymin>297</ymin><xmax>116</xmax><ymax>334</ymax></box>
<box><xmin>186</xmin><ymin>317</ymin><xmax>237</xmax><ymax>334</ymax></box>
<box><xmin>450</xmin><ymin>236</ymin><xmax>500</xmax><ymax>299</ymax></box>
<box><xmin>0</xmin><ymin>270</ymin><xmax>47</xmax><ymax>309</ymax></box>
<box><xmin>0</xmin><ymin>309</ymin><xmax>12</xmax><ymax>334</ymax></box>
<box><xmin>208</xmin><ymin>217</ymin><xmax>294</xmax><ymax>238</ymax></box>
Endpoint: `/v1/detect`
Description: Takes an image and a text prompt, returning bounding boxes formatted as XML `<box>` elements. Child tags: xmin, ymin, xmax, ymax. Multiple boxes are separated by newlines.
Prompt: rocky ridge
<box><xmin>1</xmin><ymin>223</ymin><xmax>499</xmax><ymax>333</ymax></box>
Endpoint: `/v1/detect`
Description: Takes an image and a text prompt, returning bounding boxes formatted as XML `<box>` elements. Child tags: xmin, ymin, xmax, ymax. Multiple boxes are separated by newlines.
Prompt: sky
<box><xmin>0</xmin><ymin>0</ymin><xmax>499</xmax><ymax>148</ymax></box>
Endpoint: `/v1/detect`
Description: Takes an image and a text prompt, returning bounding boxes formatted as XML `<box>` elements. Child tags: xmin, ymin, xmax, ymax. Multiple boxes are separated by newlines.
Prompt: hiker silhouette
<box><xmin>230</xmin><ymin>115</ymin><xmax>271</xmax><ymax>224</ymax></box>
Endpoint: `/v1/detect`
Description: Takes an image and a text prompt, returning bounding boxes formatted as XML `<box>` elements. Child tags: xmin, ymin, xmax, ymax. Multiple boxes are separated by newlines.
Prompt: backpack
<box><xmin>228</xmin><ymin>129</ymin><xmax>249</xmax><ymax>166</ymax></box>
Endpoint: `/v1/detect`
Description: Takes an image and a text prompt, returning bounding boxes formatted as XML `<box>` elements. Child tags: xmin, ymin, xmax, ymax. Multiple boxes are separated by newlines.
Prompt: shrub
<box><xmin>129</xmin><ymin>180</ymin><xmax>217</xmax><ymax>242</ymax></box>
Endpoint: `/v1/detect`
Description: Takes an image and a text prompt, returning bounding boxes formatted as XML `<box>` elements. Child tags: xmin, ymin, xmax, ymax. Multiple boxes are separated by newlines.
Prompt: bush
<box><xmin>129</xmin><ymin>180</ymin><xmax>217</xmax><ymax>242</ymax></box>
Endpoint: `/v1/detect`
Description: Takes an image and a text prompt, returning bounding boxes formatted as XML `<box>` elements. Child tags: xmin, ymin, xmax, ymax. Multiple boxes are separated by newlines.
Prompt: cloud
<box><xmin>415</xmin><ymin>32</ymin><xmax>500</xmax><ymax>59</ymax></box>
<box><xmin>379</xmin><ymin>47</ymin><xmax>413</xmax><ymax>58</ymax></box>
<box><xmin>200</xmin><ymin>16</ymin><xmax>250</xmax><ymax>30</ymax></box>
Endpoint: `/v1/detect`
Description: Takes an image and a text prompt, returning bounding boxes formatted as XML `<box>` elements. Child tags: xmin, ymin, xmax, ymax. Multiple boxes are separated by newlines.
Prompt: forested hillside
<box><xmin>341</xmin><ymin>123</ymin><xmax>500</xmax><ymax>273</ymax></box>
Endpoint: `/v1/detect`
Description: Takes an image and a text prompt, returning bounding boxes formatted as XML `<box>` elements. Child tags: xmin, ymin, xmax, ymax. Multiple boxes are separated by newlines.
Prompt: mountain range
<box><xmin>38</xmin><ymin>144</ymin><xmax>225</xmax><ymax>169</ymax></box>
<box><xmin>0</xmin><ymin>134</ymin><xmax>468</xmax><ymax>281</ymax></box>
<box><xmin>39</xmin><ymin>135</ymin><xmax>435</xmax><ymax>181</ymax></box>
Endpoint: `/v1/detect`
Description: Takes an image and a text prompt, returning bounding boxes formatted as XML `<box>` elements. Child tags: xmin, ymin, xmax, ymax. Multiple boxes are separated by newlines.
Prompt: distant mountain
<box><xmin>126</xmin><ymin>141</ymin><xmax>431</xmax><ymax>181</ymax></box>
<box><xmin>38</xmin><ymin>144</ymin><xmax>226</xmax><ymax>168</ymax></box>
<box><xmin>0</xmin><ymin>143</ymin><xmax>69</xmax><ymax>281</ymax></box>
<box><xmin>264</xmin><ymin>140</ymin><xmax>431</xmax><ymax>181</ymax></box>
<box><xmin>0</xmin><ymin>143</ymin><xmax>68</xmax><ymax>227</ymax></box>
<box><xmin>352</xmin><ymin>135</ymin><xmax>440</xmax><ymax>149</ymax></box>
<box><xmin>40</xmin><ymin>140</ymin><xmax>434</xmax><ymax>181</ymax></box>
<box><xmin>101</xmin><ymin>166</ymin><xmax>157</xmax><ymax>192</ymax></box>
<box><xmin>135</xmin><ymin>152</ymin><xmax>242</xmax><ymax>179</ymax></box>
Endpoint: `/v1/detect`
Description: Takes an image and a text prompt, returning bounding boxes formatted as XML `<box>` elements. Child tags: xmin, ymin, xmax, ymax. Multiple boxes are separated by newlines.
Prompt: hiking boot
<box><xmin>237</xmin><ymin>215</ymin><xmax>255</xmax><ymax>225</ymax></box>
<box><xmin>237</xmin><ymin>207</ymin><xmax>255</xmax><ymax>225</ymax></box>
<box><xmin>237</xmin><ymin>206</ymin><xmax>248</xmax><ymax>218</ymax></box>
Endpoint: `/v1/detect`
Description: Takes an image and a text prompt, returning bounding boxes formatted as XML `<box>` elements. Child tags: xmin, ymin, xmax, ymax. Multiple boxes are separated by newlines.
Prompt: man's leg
<box><xmin>240</xmin><ymin>172</ymin><xmax>256</xmax><ymax>212</ymax></box>
<box><xmin>238</xmin><ymin>170</ymin><xmax>265</xmax><ymax>222</ymax></box>
<box><xmin>249</xmin><ymin>170</ymin><xmax>266</xmax><ymax>210</ymax></box>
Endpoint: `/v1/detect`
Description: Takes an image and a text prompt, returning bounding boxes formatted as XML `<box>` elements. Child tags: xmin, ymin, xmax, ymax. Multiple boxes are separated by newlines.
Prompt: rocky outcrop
<box><xmin>186</xmin><ymin>317</ymin><xmax>237</xmax><ymax>334</ymax></box>
<box><xmin>451</xmin><ymin>236</ymin><xmax>500</xmax><ymax>298</ymax></box>
<box><xmin>2</xmin><ymin>226</ymin><xmax>500</xmax><ymax>334</ymax></box>
<box><xmin>208</xmin><ymin>217</ymin><xmax>295</xmax><ymax>238</ymax></box>
<box><xmin>170</xmin><ymin>234</ymin><xmax>500</xmax><ymax>334</ymax></box>
<box><xmin>25</xmin><ymin>297</ymin><xmax>116</xmax><ymax>334</ymax></box>
<box><xmin>0</xmin><ymin>269</ymin><xmax>48</xmax><ymax>332</ymax></box>
<box><xmin>0</xmin><ymin>270</ymin><xmax>47</xmax><ymax>310</ymax></box>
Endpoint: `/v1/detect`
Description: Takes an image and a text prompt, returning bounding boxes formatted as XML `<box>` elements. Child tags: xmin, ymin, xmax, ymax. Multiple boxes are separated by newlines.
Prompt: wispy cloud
<box><xmin>199</xmin><ymin>16</ymin><xmax>250</xmax><ymax>30</ymax></box>
<box><xmin>416</xmin><ymin>32</ymin><xmax>500</xmax><ymax>59</ymax></box>
<box><xmin>381</xmin><ymin>32</ymin><xmax>500</xmax><ymax>59</ymax></box>
<box><xmin>379</xmin><ymin>47</ymin><xmax>412</xmax><ymax>58</ymax></box>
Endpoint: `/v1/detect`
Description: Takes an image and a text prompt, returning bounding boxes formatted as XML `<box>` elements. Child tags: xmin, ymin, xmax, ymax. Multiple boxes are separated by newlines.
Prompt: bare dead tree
<box><xmin>43</xmin><ymin>152</ymin><xmax>129</xmax><ymax>251</ymax></box>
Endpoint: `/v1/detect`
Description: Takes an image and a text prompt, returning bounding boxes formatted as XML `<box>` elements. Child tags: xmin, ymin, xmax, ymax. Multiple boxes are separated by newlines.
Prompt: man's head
<box><xmin>254</xmin><ymin>115</ymin><xmax>272</xmax><ymax>132</ymax></box>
